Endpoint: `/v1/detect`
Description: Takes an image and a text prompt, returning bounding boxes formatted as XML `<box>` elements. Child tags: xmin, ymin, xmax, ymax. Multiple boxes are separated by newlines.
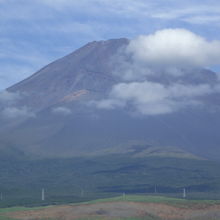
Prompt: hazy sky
<box><xmin>1</xmin><ymin>0</ymin><xmax>220</xmax><ymax>90</ymax></box>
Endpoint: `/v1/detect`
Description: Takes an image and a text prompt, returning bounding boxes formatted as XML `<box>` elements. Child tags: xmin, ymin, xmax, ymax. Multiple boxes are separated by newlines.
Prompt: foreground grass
<box><xmin>78</xmin><ymin>194</ymin><xmax>220</xmax><ymax>208</ymax></box>
<box><xmin>0</xmin><ymin>205</ymin><xmax>45</xmax><ymax>214</ymax></box>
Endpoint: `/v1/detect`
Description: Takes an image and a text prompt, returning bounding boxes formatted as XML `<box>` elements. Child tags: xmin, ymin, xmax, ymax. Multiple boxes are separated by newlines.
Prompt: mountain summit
<box><xmin>8</xmin><ymin>38</ymin><xmax>129</xmax><ymax>110</ymax></box>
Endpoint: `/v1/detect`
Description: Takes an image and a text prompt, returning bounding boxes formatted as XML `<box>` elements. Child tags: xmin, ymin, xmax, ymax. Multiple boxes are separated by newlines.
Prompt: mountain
<box><xmin>8</xmin><ymin>38</ymin><xmax>128</xmax><ymax>110</ymax></box>
<box><xmin>0</xmin><ymin>38</ymin><xmax>220</xmax><ymax>206</ymax></box>
<box><xmin>0</xmin><ymin>38</ymin><xmax>219</xmax><ymax>160</ymax></box>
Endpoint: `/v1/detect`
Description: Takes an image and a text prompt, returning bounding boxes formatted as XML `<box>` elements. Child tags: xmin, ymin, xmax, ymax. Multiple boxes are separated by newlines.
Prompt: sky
<box><xmin>1</xmin><ymin>0</ymin><xmax>220</xmax><ymax>90</ymax></box>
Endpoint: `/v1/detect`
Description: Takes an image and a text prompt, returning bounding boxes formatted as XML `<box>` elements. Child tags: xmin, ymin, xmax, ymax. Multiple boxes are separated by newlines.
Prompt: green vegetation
<box><xmin>1</xmin><ymin>154</ymin><xmax>220</xmax><ymax>207</ymax></box>
<box><xmin>79</xmin><ymin>194</ymin><xmax>220</xmax><ymax>209</ymax></box>
<box><xmin>0</xmin><ymin>216</ymin><xmax>18</xmax><ymax>220</ymax></box>
<box><xmin>0</xmin><ymin>206</ymin><xmax>42</xmax><ymax>214</ymax></box>
<box><xmin>74</xmin><ymin>217</ymin><xmax>159</xmax><ymax>220</ymax></box>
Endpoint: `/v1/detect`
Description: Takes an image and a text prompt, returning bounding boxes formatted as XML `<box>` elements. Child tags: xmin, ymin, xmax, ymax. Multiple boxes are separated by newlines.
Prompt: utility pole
<box><xmin>41</xmin><ymin>188</ymin><xmax>45</xmax><ymax>201</ymax></box>
<box><xmin>154</xmin><ymin>185</ymin><xmax>157</xmax><ymax>194</ymax></box>
<box><xmin>0</xmin><ymin>192</ymin><xmax>2</xmax><ymax>201</ymax></box>
<box><xmin>183</xmin><ymin>188</ymin><xmax>186</xmax><ymax>198</ymax></box>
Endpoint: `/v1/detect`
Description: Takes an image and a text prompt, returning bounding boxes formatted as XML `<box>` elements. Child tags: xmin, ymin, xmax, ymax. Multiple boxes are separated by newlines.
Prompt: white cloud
<box><xmin>94</xmin><ymin>99</ymin><xmax>125</xmax><ymax>110</ymax></box>
<box><xmin>97</xmin><ymin>82</ymin><xmax>220</xmax><ymax>115</ymax></box>
<box><xmin>0</xmin><ymin>90</ymin><xmax>34</xmax><ymax>119</ymax></box>
<box><xmin>1</xmin><ymin>106</ymin><xmax>35</xmax><ymax>119</ymax></box>
<box><xmin>127</xmin><ymin>29</ymin><xmax>220</xmax><ymax>68</ymax></box>
<box><xmin>183</xmin><ymin>15</ymin><xmax>220</xmax><ymax>25</ymax></box>
<box><xmin>40</xmin><ymin>0</ymin><xmax>152</xmax><ymax>16</ymax></box>
<box><xmin>151</xmin><ymin>4</ymin><xmax>220</xmax><ymax>22</ymax></box>
<box><xmin>0</xmin><ymin>91</ymin><xmax>20</xmax><ymax>103</ymax></box>
<box><xmin>52</xmin><ymin>106</ymin><xmax>72</xmax><ymax>115</ymax></box>
<box><xmin>96</xmin><ymin>28</ymin><xmax>220</xmax><ymax>115</ymax></box>
<box><xmin>39</xmin><ymin>0</ymin><xmax>220</xmax><ymax>26</ymax></box>
<box><xmin>113</xmin><ymin>29</ymin><xmax>220</xmax><ymax>82</ymax></box>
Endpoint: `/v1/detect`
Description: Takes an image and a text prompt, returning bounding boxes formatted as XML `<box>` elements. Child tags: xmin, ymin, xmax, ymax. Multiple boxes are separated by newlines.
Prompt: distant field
<box><xmin>2</xmin><ymin>195</ymin><xmax>220</xmax><ymax>220</ymax></box>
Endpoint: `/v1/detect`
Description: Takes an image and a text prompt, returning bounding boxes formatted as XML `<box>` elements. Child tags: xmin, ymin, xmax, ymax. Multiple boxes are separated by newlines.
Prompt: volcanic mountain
<box><xmin>0</xmin><ymin>38</ymin><xmax>220</xmax><ymax>160</ymax></box>
<box><xmin>1</xmin><ymin>38</ymin><xmax>220</xmax><ymax>205</ymax></box>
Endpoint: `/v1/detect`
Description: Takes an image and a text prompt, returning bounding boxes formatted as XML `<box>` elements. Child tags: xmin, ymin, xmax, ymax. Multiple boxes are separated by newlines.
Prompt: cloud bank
<box><xmin>97</xmin><ymin>82</ymin><xmax>220</xmax><ymax>115</ymax></box>
<box><xmin>96</xmin><ymin>29</ymin><xmax>220</xmax><ymax>115</ymax></box>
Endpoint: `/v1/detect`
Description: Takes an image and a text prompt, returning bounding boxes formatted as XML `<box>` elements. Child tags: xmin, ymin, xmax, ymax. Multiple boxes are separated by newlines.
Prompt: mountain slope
<box><xmin>8</xmin><ymin>38</ymin><xmax>128</xmax><ymax>110</ymax></box>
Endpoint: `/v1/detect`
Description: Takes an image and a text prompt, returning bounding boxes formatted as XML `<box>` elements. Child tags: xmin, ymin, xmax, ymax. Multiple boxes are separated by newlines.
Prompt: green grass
<box><xmin>77</xmin><ymin>194</ymin><xmax>220</xmax><ymax>209</ymax></box>
<box><xmin>0</xmin><ymin>216</ymin><xmax>18</xmax><ymax>220</ymax></box>
<box><xmin>0</xmin><ymin>206</ymin><xmax>44</xmax><ymax>214</ymax></box>
<box><xmin>38</xmin><ymin>217</ymin><xmax>160</xmax><ymax>220</ymax></box>
<box><xmin>0</xmin><ymin>207</ymin><xmax>34</xmax><ymax>213</ymax></box>
<box><xmin>74</xmin><ymin>217</ymin><xmax>159</xmax><ymax>220</ymax></box>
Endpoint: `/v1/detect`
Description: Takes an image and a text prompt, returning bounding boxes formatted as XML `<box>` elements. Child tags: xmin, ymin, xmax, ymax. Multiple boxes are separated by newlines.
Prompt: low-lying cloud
<box><xmin>52</xmin><ymin>106</ymin><xmax>72</xmax><ymax>115</ymax></box>
<box><xmin>1</xmin><ymin>106</ymin><xmax>35</xmax><ymax>119</ymax></box>
<box><xmin>0</xmin><ymin>91</ymin><xmax>21</xmax><ymax>103</ymax></box>
<box><xmin>0</xmin><ymin>91</ymin><xmax>35</xmax><ymax>119</ymax></box>
<box><xmin>97</xmin><ymin>82</ymin><xmax>220</xmax><ymax>115</ymax></box>
<box><xmin>96</xmin><ymin>29</ymin><xmax>220</xmax><ymax>115</ymax></box>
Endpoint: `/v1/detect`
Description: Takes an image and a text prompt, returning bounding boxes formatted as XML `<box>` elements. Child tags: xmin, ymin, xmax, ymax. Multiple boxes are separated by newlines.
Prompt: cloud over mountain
<box><xmin>97</xmin><ymin>81</ymin><xmax>220</xmax><ymax>115</ymax></box>
<box><xmin>52</xmin><ymin>106</ymin><xmax>72</xmax><ymax>115</ymax></box>
<box><xmin>127</xmin><ymin>29</ymin><xmax>220</xmax><ymax>68</ymax></box>
<box><xmin>1</xmin><ymin>106</ymin><xmax>35</xmax><ymax>119</ymax></box>
<box><xmin>0</xmin><ymin>91</ymin><xmax>21</xmax><ymax>103</ymax></box>
<box><xmin>96</xmin><ymin>29</ymin><xmax>220</xmax><ymax>115</ymax></box>
<box><xmin>0</xmin><ymin>91</ymin><xmax>34</xmax><ymax>119</ymax></box>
